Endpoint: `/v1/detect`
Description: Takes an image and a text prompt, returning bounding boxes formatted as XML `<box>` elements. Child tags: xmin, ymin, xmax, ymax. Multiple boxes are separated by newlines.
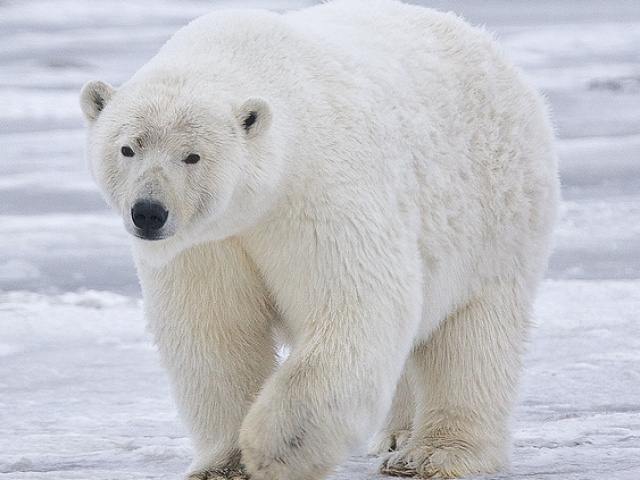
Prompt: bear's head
<box><xmin>80</xmin><ymin>77</ymin><xmax>282</xmax><ymax>265</ymax></box>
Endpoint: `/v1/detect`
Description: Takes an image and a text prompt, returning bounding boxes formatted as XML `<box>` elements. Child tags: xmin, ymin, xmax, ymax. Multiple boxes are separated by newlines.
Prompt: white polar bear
<box><xmin>80</xmin><ymin>1</ymin><xmax>559</xmax><ymax>479</ymax></box>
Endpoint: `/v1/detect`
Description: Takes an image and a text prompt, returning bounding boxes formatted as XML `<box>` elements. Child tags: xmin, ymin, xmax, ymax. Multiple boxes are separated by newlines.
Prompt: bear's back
<box><xmin>132</xmin><ymin>0</ymin><xmax>502</xmax><ymax>101</ymax></box>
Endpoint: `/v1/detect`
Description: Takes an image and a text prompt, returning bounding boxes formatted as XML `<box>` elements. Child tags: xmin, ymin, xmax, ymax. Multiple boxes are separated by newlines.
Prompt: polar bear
<box><xmin>80</xmin><ymin>1</ymin><xmax>559</xmax><ymax>479</ymax></box>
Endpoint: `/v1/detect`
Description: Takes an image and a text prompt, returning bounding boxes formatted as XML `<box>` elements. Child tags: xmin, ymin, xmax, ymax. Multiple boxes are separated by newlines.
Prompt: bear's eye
<box><xmin>183</xmin><ymin>153</ymin><xmax>201</xmax><ymax>165</ymax></box>
<box><xmin>121</xmin><ymin>146</ymin><xmax>135</xmax><ymax>157</ymax></box>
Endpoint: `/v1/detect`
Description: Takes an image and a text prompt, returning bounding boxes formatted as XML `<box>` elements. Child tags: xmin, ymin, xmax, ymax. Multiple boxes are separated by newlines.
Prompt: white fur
<box><xmin>80</xmin><ymin>1</ymin><xmax>559</xmax><ymax>479</ymax></box>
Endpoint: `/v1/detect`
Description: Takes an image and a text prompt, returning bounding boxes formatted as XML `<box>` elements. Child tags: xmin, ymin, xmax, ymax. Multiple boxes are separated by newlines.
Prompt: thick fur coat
<box><xmin>80</xmin><ymin>1</ymin><xmax>559</xmax><ymax>479</ymax></box>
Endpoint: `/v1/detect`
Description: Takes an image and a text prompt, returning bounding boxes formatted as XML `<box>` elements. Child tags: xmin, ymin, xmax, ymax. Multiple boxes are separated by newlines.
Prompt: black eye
<box><xmin>183</xmin><ymin>153</ymin><xmax>200</xmax><ymax>164</ymax></box>
<box><xmin>121</xmin><ymin>146</ymin><xmax>135</xmax><ymax>157</ymax></box>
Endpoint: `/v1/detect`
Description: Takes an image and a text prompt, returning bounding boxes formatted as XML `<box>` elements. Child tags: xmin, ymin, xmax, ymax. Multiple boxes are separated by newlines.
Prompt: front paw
<box><xmin>187</xmin><ymin>468</ymin><xmax>249</xmax><ymax>480</ymax></box>
<box><xmin>239</xmin><ymin>399</ymin><xmax>343</xmax><ymax>480</ymax></box>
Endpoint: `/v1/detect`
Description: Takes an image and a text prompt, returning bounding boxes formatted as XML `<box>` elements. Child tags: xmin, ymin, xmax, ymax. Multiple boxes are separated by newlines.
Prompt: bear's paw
<box><xmin>187</xmin><ymin>468</ymin><xmax>249</xmax><ymax>480</ymax></box>
<box><xmin>369</xmin><ymin>429</ymin><xmax>412</xmax><ymax>455</ymax></box>
<box><xmin>379</xmin><ymin>439</ymin><xmax>503</xmax><ymax>479</ymax></box>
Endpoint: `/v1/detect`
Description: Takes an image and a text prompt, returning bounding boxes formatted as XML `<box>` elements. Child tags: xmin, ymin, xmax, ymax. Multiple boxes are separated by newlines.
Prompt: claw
<box><xmin>188</xmin><ymin>468</ymin><xmax>249</xmax><ymax>480</ymax></box>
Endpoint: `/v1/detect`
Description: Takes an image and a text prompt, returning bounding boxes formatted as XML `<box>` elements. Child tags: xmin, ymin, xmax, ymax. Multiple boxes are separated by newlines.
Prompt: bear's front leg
<box><xmin>138</xmin><ymin>240</ymin><xmax>277</xmax><ymax>479</ymax></box>
<box><xmin>240</xmin><ymin>224</ymin><xmax>423</xmax><ymax>480</ymax></box>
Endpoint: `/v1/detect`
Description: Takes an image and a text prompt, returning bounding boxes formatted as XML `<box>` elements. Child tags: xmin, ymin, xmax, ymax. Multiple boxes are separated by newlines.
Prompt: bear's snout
<box><xmin>131</xmin><ymin>199</ymin><xmax>169</xmax><ymax>240</ymax></box>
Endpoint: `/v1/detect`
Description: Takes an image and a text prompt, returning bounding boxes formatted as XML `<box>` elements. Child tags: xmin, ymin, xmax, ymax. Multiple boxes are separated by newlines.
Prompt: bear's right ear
<box><xmin>80</xmin><ymin>80</ymin><xmax>116</xmax><ymax>122</ymax></box>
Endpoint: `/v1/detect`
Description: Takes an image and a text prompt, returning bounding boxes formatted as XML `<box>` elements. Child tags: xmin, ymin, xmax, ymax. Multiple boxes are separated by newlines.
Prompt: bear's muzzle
<box><xmin>131</xmin><ymin>199</ymin><xmax>169</xmax><ymax>240</ymax></box>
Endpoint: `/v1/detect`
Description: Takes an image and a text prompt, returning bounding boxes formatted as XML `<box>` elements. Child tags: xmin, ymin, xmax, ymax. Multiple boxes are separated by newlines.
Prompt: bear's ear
<box><xmin>235</xmin><ymin>98</ymin><xmax>272</xmax><ymax>138</ymax></box>
<box><xmin>80</xmin><ymin>80</ymin><xmax>116</xmax><ymax>122</ymax></box>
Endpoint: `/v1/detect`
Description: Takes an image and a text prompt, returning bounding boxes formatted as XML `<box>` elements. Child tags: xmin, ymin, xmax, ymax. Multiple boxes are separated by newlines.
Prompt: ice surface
<box><xmin>1</xmin><ymin>1</ymin><xmax>639</xmax><ymax>479</ymax></box>
<box><xmin>2</xmin><ymin>282</ymin><xmax>639</xmax><ymax>479</ymax></box>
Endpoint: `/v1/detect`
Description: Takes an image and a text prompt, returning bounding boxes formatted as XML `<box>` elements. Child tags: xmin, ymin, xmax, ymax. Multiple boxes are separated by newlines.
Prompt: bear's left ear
<box><xmin>80</xmin><ymin>80</ymin><xmax>116</xmax><ymax>123</ymax></box>
<box><xmin>235</xmin><ymin>98</ymin><xmax>272</xmax><ymax>138</ymax></box>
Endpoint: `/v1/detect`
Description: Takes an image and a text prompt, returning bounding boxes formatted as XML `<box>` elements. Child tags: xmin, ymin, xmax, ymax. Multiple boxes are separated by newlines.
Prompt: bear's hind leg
<box><xmin>370</xmin><ymin>368</ymin><xmax>415</xmax><ymax>455</ymax></box>
<box><xmin>381</xmin><ymin>278</ymin><xmax>531</xmax><ymax>478</ymax></box>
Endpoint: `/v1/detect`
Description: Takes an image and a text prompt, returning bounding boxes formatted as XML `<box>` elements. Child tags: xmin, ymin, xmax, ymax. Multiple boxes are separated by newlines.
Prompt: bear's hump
<box><xmin>154</xmin><ymin>9</ymin><xmax>290</xmax><ymax>65</ymax></box>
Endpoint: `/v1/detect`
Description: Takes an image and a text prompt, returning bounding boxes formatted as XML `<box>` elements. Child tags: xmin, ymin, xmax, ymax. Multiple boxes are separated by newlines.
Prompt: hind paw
<box><xmin>379</xmin><ymin>440</ymin><xmax>503</xmax><ymax>479</ymax></box>
<box><xmin>370</xmin><ymin>429</ymin><xmax>412</xmax><ymax>455</ymax></box>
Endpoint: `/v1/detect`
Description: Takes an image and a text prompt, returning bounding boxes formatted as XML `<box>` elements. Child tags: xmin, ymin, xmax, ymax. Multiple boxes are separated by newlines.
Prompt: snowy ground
<box><xmin>1</xmin><ymin>1</ymin><xmax>639</xmax><ymax>479</ymax></box>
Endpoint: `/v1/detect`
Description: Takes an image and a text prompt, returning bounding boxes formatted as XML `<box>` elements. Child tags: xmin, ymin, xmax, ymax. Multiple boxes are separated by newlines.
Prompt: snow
<box><xmin>1</xmin><ymin>1</ymin><xmax>639</xmax><ymax>479</ymax></box>
<box><xmin>2</xmin><ymin>283</ymin><xmax>639</xmax><ymax>479</ymax></box>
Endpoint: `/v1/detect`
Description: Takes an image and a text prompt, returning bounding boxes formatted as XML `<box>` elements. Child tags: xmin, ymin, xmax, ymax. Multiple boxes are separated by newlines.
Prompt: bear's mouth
<box><xmin>131</xmin><ymin>229</ymin><xmax>171</xmax><ymax>241</ymax></box>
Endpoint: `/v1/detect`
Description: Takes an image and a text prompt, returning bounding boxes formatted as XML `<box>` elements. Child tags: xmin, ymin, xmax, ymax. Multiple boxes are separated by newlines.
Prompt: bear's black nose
<box><xmin>131</xmin><ymin>200</ymin><xmax>169</xmax><ymax>238</ymax></box>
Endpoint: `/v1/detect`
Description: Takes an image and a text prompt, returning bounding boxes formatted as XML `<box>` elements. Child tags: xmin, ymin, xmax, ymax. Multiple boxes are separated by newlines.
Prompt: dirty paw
<box><xmin>188</xmin><ymin>468</ymin><xmax>249</xmax><ymax>480</ymax></box>
<box><xmin>379</xmin><ymin>442</ymin><xmax>502</xmax><ymax>479</ymax></box>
